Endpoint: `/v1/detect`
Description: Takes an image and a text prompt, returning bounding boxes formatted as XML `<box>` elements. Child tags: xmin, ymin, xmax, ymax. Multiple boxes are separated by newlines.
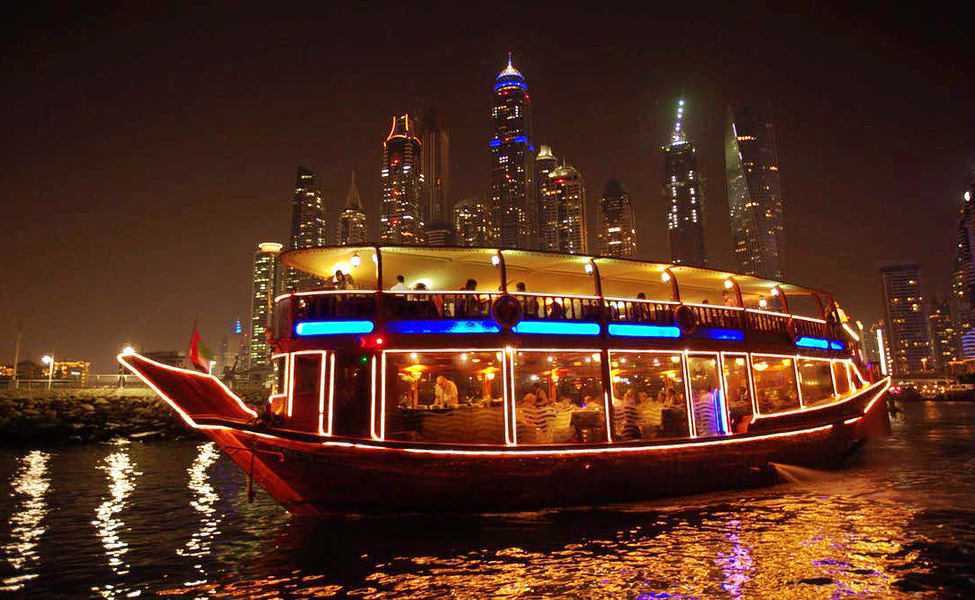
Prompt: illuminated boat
<box><xmin>120</xmin><ymin>245</ymin><xmax>890</xmax><ymax>515</ymax></box>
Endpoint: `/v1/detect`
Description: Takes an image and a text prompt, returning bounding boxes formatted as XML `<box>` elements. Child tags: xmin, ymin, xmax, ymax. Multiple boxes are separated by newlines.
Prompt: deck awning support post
<box><xmin>495</xmin><ymin>250</ymin><xmax>508</xmax><ymax>293</ymax></box>
<box><xmin>662</xmin><ymin>268</ymin><xmax>680</xmax><ymax>303</ymax></box>
<box><xmin>771</xmin><ymin>285</ymin><xmax>789</xmax><ymax>314</ymax></box>
<box><xmin>374</xmin><ymin>246</ymin><xmax>384</xmax><ymax>325</ymax></box>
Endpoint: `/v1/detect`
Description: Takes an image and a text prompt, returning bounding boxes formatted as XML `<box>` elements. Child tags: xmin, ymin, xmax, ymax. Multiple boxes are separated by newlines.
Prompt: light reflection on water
<box><xmin>1</xmin><ymin>450</ymin><xmax>50</xmax><ymax>592</ymax></box>
<box><xmin>0</xmin><ymin>401</ymin><xmax>972</xmax><ymax>598</ymax></box>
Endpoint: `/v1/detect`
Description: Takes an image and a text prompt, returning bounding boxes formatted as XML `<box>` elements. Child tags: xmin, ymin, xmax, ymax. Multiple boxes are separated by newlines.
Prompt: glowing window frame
<box><xmin>286</xmin><ymin>350</ymin><xmax>329</xmax><ymax>434</ymax></box>
<box><xmin>750</xmin><ymin>352</ymin><xmax>802</xmax><ymax>416</ymax></box>
<box><xmin>719</xmin><ymin>351</ymin><xmax>757</xmax><ymax>430</ymax></box>
<box><xmin>270</xmin><ymin>352</ymin><xmax>289</xmax><ymax>414</ymax></box>
<box><xmin>607</xmin><ymin>349</ymin><xmax>693</xmax><ymax>440</ymax></box>
<box><xmin>795</xmin><ymin>355</ymin><xmax>837</xmax><ymax>408</ymax></box>
<box><xmin>379</xmin><ymin>348</ymin><xmax>508</xmax><ymax>443</ymax></box>
<box><xmin>685</xmin><ymin>351</ymin><xmax>730</xmax><ymax>437</ymax></box>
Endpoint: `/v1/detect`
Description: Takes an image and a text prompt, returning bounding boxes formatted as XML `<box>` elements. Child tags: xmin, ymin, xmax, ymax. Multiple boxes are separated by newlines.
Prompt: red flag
<box><xmin>187</xmin><ymin>321</ymin><xmax>211</xmax><ymax>373</ymax></box>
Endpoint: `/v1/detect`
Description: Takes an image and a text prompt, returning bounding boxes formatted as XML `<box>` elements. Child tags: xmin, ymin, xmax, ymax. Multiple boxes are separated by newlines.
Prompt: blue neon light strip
<box><xmin>386</xmin><ymin>320</ymin><xmax>501</xmax><ymax>334</ymax></box>
<box><xmin>489</xmin><ymin>137</ymin><xmax>501</xmax><ymax>148</ymax></box>
<box><xmin>702</xmin><ymin>328</ymin><xmax>745</xmax><ymax>342</ymax></box>
<box><xmin>795</xmin><ymin>336</ymin><xmax>829</xmax><ymax>350</ymax></box>
<box><xmin>514</xmin><ymin>321</ymin><xmax>601</xmax><ymax>336</ymax></box>
<box><xmin>607</xmin><ymin>323</ymin><xmax>681</xmax><ymax>338</ymax></box>
<box><xmin>489</xmin><ymin>135</ymin><xmax>529</xmax><ymax>148</ymax></box>
<box><xmin>493</xmin><ymin>80</ymin><xmax>528</xmax><ymax>92</ymax></box>
<box><xmin>829</xmin><ymin>340</ymin><xmax>846</xmax><ymax>351</ymax></box>
<box><xmin>295</xmin><ymin>320</ymin><xmax>375</xmax><ymax>336</ymax></box>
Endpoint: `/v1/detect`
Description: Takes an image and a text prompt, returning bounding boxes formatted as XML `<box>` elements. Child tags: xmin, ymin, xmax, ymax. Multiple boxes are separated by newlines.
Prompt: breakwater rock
<box><xmin>0</xmin><ymin>389</ymin><xmax>196</xmax><ymax>446</ymax></box>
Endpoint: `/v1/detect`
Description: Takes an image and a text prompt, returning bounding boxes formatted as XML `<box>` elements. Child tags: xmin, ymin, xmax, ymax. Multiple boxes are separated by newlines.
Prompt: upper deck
<box><xmin>271</xmin><ymin>245</ymin><xmax>855</xmax><ymax>358</ymax></box>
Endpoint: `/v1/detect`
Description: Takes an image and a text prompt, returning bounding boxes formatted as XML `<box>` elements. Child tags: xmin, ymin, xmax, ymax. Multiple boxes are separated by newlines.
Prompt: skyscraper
<box><xmin>381</xmin><ymin>114</ymin><xmax>425</xmax><ymax>245</ymax></box>
<box><xmin>928</xmin><ymin>297</ymin><xmax>958</xmax><ymax>372</ymax></box>
<box><xmin>337</xmin><ymin>170</ymin><xmax>367</xmax><ymax>245</ymax></box>
<box><xmin>725</xmin><ymin>106</ymin><xmax>785</xmax><ymax>279</ymax></box>
<box><xmin>880</xmin><ymin>263</ymin><xmax>934</xmax><ymax>376</ymax></box>
<box><xmin>249</xmin><ymin>242</ymin><xmax>282</xmax><ymax>369</ymax></box>
<box><xmin>421</xmin><ymin>108</ymin><xmax>451</xmax><ymax>246</ymax></box>
<box><xmin>543</xmin><ymin>164</ymin><xmax>587</xmax><ymax>254</ymax></box>
<box><xmin>489</xmin><ymin>54</ymin><xmax>534</xmax><ymax>249</ymax></box>
<box><xmin>453</xmin><ymin>195</ymin><xmax>493</xmax><ymax>247</ymax></box>
<box><xmin>286</xmin><ymin>166</ymin><xmax>327</xmax><ymax>292</ymax></box>
<box><xmin>534</xmin><ymin>145</ymin><xmax>558</xmax><ymax>245</ymax></box>
<box><xmin>950</xmin><ymin>175</ymin><xmax>975</xmax><ymax>356</ymax></box>
<box><xmin>598</xmin><ymin>179</ymin><xmax>637</xmax><ymax>257</ymax></box>
<box><xmin>663</xmin><ymin>99</ymin><xmax>706</xmax><ymax>266</ymax></box>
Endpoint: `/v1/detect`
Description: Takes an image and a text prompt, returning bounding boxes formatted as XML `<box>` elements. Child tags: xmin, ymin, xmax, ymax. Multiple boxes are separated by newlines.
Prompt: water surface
<box><xmin>1</xmin><ymin>401</ymin><xmax>973</xmax><ymax>598</ymax></box>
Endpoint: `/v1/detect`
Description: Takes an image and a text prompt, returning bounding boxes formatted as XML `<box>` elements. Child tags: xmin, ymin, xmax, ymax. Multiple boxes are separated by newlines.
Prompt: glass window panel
<box><xmin>514</xmin><ymin>351</ymin><xmax>607</xmax><ymax>444</ymax></box>
<box><xmin>687</xmin><ymin>355</ymin><xmax>725</xmax><ymax>437</ymax></box>
<box><xmin>291</xmin><ymin>353</ymin><xmax>324</xmax><ymax>431</ymax></box>
<box><xmin>332</xmin><ymin>352</ymin><xmax>372</xmax><ymax>438</ymax></box>
<box><xmin>832</xmin><ymin>361</ymin><xmax>851</xmax><ymax>396</ymax></box>
<box><xmin>609</xmin><ymin>352</ymin><xmax>689</xmax><ymax>441</ymax></box>
<box><xmin>752</xmin><ymin>355</ymin><xmax>800</xmax><ymax>414</ymax></box>
<box><xmin>384</xmin><ymin>351</ymin><xmax>505</xmax><ymax>444</ymax></box>
<box><xmin>798</xmin><ymin>359</ymin><xmax>834</xmax><ymax>406</ymax></box>
<box><xmin>722</xmin><ymin>355</ymin><xmax>753</xmax><ymax>433</ymax></box>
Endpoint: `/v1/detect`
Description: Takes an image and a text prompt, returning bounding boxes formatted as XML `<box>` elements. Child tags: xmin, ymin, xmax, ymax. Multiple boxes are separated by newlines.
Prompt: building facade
<box><xmin>663</xmin><ymin>100</ymin><xmax>706</xmax><ymax>266</ymax></box>
<box><xmin>950</xmin><ymin>176</ymin><xmax>975</xmax><ymax>357</ymax></box>
<box><xmin>286</xmin><ymin>167</ymin><xmax>327</xmax><ymax>292</ymax></box>
<box><xmin>381</xmin><ymin>114</ymin><xmax>425</xmax><ymax>245</ymax></box>
<box><xmin>928</xmin><ymin>297</ymin><xmax>959</xmax><ymax>372</ymax></box>
<box><xmin>489</xmin><ymin>55</ymin><xmax>534</xmax><ymax>249</ymax></box>
<box><xmin>725</xmin><ymin>106</ymin><xmax>785</xmax><ymax>279</ymax></box>
<box><xmin>337</xmin><ymin>170</ymin><xmax>368</xmax><ymax>245</ymax></box>
<box><xmin>880</xmin><ymin>263</ymin><xmax>934</xmax><ymax>376</ymax></box>
<box><xmin>543</xmin><ymin>164</ymin><xmax>587</xmax><ymax>254</ymax></box>
<box><xmin>534</xmin><ymin>145</ymin><xmax>558</xmax><ymax>246</ymax></box>
<box><xmin>598</xmin><ymin>179</ymin><xmax>637</xmax><ymax>257</ymax></box>
<box><xmin>421</xmin><ymin>109</ymin><xmax>451</xmax><ymax>245</ymax></box>
<box><xmin>249</xmin><ymin>242</ymin><xmax>283</xmax><ymax>369</ymax></box>
<box><xmin>454</xmin><ymin>195</ymin><xmax>493</xmax><ymax>247</ymax></box>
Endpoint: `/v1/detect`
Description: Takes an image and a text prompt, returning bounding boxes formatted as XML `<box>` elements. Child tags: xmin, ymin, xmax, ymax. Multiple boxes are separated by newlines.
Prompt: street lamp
<box><xmin>41</xmin><ymin>354</ymin><xmax>54</xmax><ymax>391</ymax></box>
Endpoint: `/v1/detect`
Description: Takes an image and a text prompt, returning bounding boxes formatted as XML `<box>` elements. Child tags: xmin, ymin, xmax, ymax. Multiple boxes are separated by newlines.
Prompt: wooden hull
<box><xmin>118</xmin><ymin>353</ymin><xmax>889</xmax><ymax>515</ymax></box>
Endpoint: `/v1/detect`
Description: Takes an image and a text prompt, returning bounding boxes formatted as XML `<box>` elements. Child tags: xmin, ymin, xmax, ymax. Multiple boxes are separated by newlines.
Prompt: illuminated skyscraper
<box><xmin>489</xmin><ymin>54</ymin><xmax>534</xmax><ymax>248</ymax></box>
<box><xmin>286</xmin><ymin>167</ymin><xmax>327</xmax><ymax>291</ymax></box>
<box><xmin>598</xmin><ymin>179</ymin><xmax>636</xmax><ymax>257</ymax></box>
<box><xmin>453</xmin><ymin>195</ymin><xmax>493</xmax><ymax>247</ymax></box>
<box><xmin>543</xmin><ymin>164</ymin><xmax>587</xmax><ymax>254</ymax></box>
<box><xmin>880</xmin><ymin>263</ymin><xmax>934</xmax><ymax>376</ymax></box>
<box><xmin>663</xmin><ymin>99</ymin><xmax>706</xmax><ymax>266</ymax></box>
<box><xmin>950</xmin><ymin>176</ymin><xmax>975</xmax><ymax>355</ymax></box>
<box><xmin>534</xmin><ymin>145</ymin><xmax>558</xmax><ymax>245</ymax></box>
<box><xmin>421</xmin><ymin>109</ymin><xmax>451</xmax><ymax>245</ymax></box>
<box><xmin>337</xmin><ymin>170</ymin><xmax>367</xmax><ymax>245</ymax></box>
<box><xmin>381</xmin><ymin>114</ymin><xmax>425</xmax><ymax>245</ymax></box>
<box><xmin>725</xmin><ymin>106</ymin><xmax>785</xmax><ymax>279</ymax></box>
<box><xmin>249</xmin><ymin>242</ymin><xmax>282</xmax><ymax>369</ymax></box>
<box><xmin>928</xmin><ymin>297</ymin><xmax>958</xmax><ymax>372</ymax></box>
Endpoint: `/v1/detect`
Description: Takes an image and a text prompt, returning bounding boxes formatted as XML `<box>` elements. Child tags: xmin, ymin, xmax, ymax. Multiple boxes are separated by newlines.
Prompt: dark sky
<box><xmin>2</xmin><ymin>3</ymin><xmax>973</xmax><ymax>371</ymax></box>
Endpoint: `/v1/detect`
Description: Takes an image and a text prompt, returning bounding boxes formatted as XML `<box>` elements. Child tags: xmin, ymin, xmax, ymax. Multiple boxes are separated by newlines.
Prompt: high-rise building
<box><xmin>489</xmin><ymin>54</ymin><xmax>534</xmax><ymax>249</ymax></box>
<box><xmin>337</xmin><ymin>170</ymin><xmax>368</xmax><ymax>245</ymax></box>
<box><xmin>249</xmin><ymin>242</ymin><xmax>283</xmax><ymax>369</ymax></box>
<box><xmin>454</xmin><ymin>195</ymin><xmax>493</xmax><ymax>247</ymax></box>
<box><xmin>725</xmin><ymin>106</ymin><xmax>785</xmax><ymax>279</ymax></box>
<box><xmin>880</xmin><ymin>263</ymin><xmax>934</xmax><ymax>376</ymax></box>
<box><xmin>534</xmin><ymin>145</ymin><xmax>558</xmax><ymax>245</ymax></box>
<box><xmin>421</xmin><ymin>109</ymin><xmax>451</xmax><ymax>245</ymax></box>
<box><xmin>663</xmin><ymin>99</ymin><xmax>706</xmax><ymax>266</ymax></box>
<box><xmin>928</xmin><ymin>297</ymin><xmax>958</xmax><ymax>372</ymax></box>
<box><xmin>542</xmin><ymin>164</ymin><xmax>587</xmax><ymax>254</ymax></box>
<box><xmin>950</xmin><ymin>175</ymin><xmax>975</xmax><ymax>356</ymax></box>
<box><xmin>598</xmin><ymin>179</ymin><xmax>637</xmax><ymax>257</ymax></box>
<box><xmin>381</xmin><ymin>114</ymin><xmax>425</xmax><ymax>245</ymax></box>
<box><xmin>286</xmin><ymin>167</ymin><xmax>327</xmax><ymax>292</ymax></box>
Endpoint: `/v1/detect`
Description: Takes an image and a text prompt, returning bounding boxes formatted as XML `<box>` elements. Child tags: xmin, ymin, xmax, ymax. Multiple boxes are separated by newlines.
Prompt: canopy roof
<box><xmin>281</xmin><ymin>245</ymin><xmax>836</xmax><ymax>318</ymax></box>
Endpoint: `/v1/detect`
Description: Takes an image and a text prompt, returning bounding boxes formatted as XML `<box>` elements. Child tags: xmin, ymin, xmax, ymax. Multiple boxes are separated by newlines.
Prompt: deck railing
<box><xmin>274</xmin><ymin>289</ymin><xmax>833</xmax><ymax>342</ymax></box>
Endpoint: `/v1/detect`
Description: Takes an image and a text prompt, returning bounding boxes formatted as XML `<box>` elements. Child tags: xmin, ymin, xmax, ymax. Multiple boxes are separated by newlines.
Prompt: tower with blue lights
<box><xmin>489</xmin><ymin>54</ymin><xmax>534</xmax><ymax>248</ymax></box>
<box><xmin>663</xmin><ymin>99</ymin><xmax>707</xmax><ymax>267</ymax></box>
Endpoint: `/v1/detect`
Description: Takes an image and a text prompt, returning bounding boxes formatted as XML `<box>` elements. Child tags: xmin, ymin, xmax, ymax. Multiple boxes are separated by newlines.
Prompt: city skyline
<box><xmin>2</xmin><ymin>5</ymin><xmax>972</xmax><ymax>371</ymax></box>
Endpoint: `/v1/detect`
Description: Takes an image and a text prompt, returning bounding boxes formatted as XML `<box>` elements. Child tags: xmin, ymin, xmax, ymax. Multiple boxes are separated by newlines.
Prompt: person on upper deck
<box><xmin>548</xmin><ymin>300</ymin><xmax>565</xmax><ymax>319</ymax></box>
<box><xmin>390</xmin><ymin>274</ymin><xmax>408</xmax><ymax>291</ymax></box>
<box><xmin>722</xmin><ymin>290</ymin><xmax>738</xmax><ymax>307</ymax></box>
<box><xmin>332</xmin><ymin>270</ymin><xmax>349</xmax><ymax>290</ymax></box>
<box><xmin>516</xmin><ymin>282</ymin><xmax>540</xmax><ymax>318</ymax></box>
<box><xmin>634</xmin><ymin>292</ymin><xmax>651</xmax><ymax>321</ymax></box>
<box><xmin>458</xmin><ymin>279</ymin><xmax>480</xmax><ymax>316</ymax></box>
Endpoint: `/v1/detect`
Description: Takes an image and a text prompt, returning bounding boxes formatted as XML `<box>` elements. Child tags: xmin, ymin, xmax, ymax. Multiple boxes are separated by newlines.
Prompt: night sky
<box><xmin>2</xmin><ymin>4</ymin><xmax>972</xmax><ymax>371</ymax></box>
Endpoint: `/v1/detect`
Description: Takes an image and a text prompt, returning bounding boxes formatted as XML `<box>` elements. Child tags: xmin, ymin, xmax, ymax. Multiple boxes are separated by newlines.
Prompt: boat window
<box><xmin>272</xmin><ymin>355</ymin><xmax>287</xmax><ymax>395</ymax></box>
<box><xmin>331</xmin><ymin>352</ymin><xmax>372</xmax><ymax>438</ymax></box>
<box><xmin>752</xmin><ymin>356</ymin><xmax>800</xmax><ymax>414</ymax></box>
<box><xmin>608</xmin><ymin>352</ymin><xmax>689</xmax><ymax>442</ymax></box>
<box><xmin>383</xmin><ymin>351</ymin><xmax>505</xmax><ymax>444</ymax></box>
<box><xmin>722</xmin><ymin>355</ymin><xmax>753</xmax><ymax>433</ymax></box>
<box><xmin>513</xmin><ymin>351</ymin><xmax>607</xmax><ymax>444</ymax></box>
<box><xmin>832</xmin><ymin>361</ymin><xmax>851</xmax><ymax>396</ymax></box>
<box><xmin>798</xmin><ymin>359</ymin><xmax>835</xmax><ymax>406</ymax></box>
<box><xmin>687</xmin><ymin>355</ymin><xmax>725</xmax><ymax>437</ymax></box>
<box><xmin>290</xmin><ymin>353</ymin><xmax>324</xmax><ymax>432</ymax></box>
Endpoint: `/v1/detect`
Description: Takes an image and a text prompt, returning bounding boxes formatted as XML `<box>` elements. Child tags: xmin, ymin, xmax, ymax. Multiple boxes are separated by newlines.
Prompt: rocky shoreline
<box><xmin>0</xmin><ymin>387</ymin><xmax>265</xmax><ymax>446</ymax></box>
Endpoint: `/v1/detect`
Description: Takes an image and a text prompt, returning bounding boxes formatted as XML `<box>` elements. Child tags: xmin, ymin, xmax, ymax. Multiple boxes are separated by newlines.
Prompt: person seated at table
<box><xmin>581</xmin><ymin>395</ymin><xmax>602</xmax><ymax>411</ymax></box>
<box><xmin>332</xmin><ymin>270</ymin><xmax>351</xmax><ymax>290</ymax></box>
<box><xmin>532</xmin><ymin>383</ymin><xmax>550</xmax><ymax>406</ymax></box>
<box><xmin>390</xmin><ymin>274</ymin><xmax>408</xmax><ymax>291</ymax></box>
<box><xmin>515</xmin><ymin>282</ymin><xmax>540</xmax><ymax>317</ymax></box>
<box><xmin>434</xmin><ymin>375</ymin><xmax>459</xmax><ymax>408</ymax></box>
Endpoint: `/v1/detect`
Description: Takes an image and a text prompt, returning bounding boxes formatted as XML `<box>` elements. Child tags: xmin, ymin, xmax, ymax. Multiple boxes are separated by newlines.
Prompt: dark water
<box><xmin>1</xmin><ymin>402</ymin><xmax>973</xmax><ymax>599</ymax></box>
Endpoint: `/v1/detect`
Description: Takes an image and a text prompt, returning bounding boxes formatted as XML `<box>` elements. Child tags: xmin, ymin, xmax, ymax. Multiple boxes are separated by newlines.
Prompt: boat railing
<box><xmin>603</xmin><ymin>297</ymin><xmax>678</xmax><ymax>325</ymax></box>
<box><xmin>385</xmin><ymin>290</ymin><xmax>496</xmax><ymax>319</ymax></box>
<box><xmin>508</xmin><ymin>291</ymin><xmax>602</xmax><ymax>321</ymax></box>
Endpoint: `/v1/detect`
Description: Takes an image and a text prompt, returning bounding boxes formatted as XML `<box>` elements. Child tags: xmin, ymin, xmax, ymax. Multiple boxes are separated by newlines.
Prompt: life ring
<box><xmin>492</xmin><ymin>294</ymin><xmax>524</xmax><ymax>328</ymax></box>
<box><xmin>674</xmin><ymin>305</ymin><xmax>698</xmax><ymax>335</ymax></box>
